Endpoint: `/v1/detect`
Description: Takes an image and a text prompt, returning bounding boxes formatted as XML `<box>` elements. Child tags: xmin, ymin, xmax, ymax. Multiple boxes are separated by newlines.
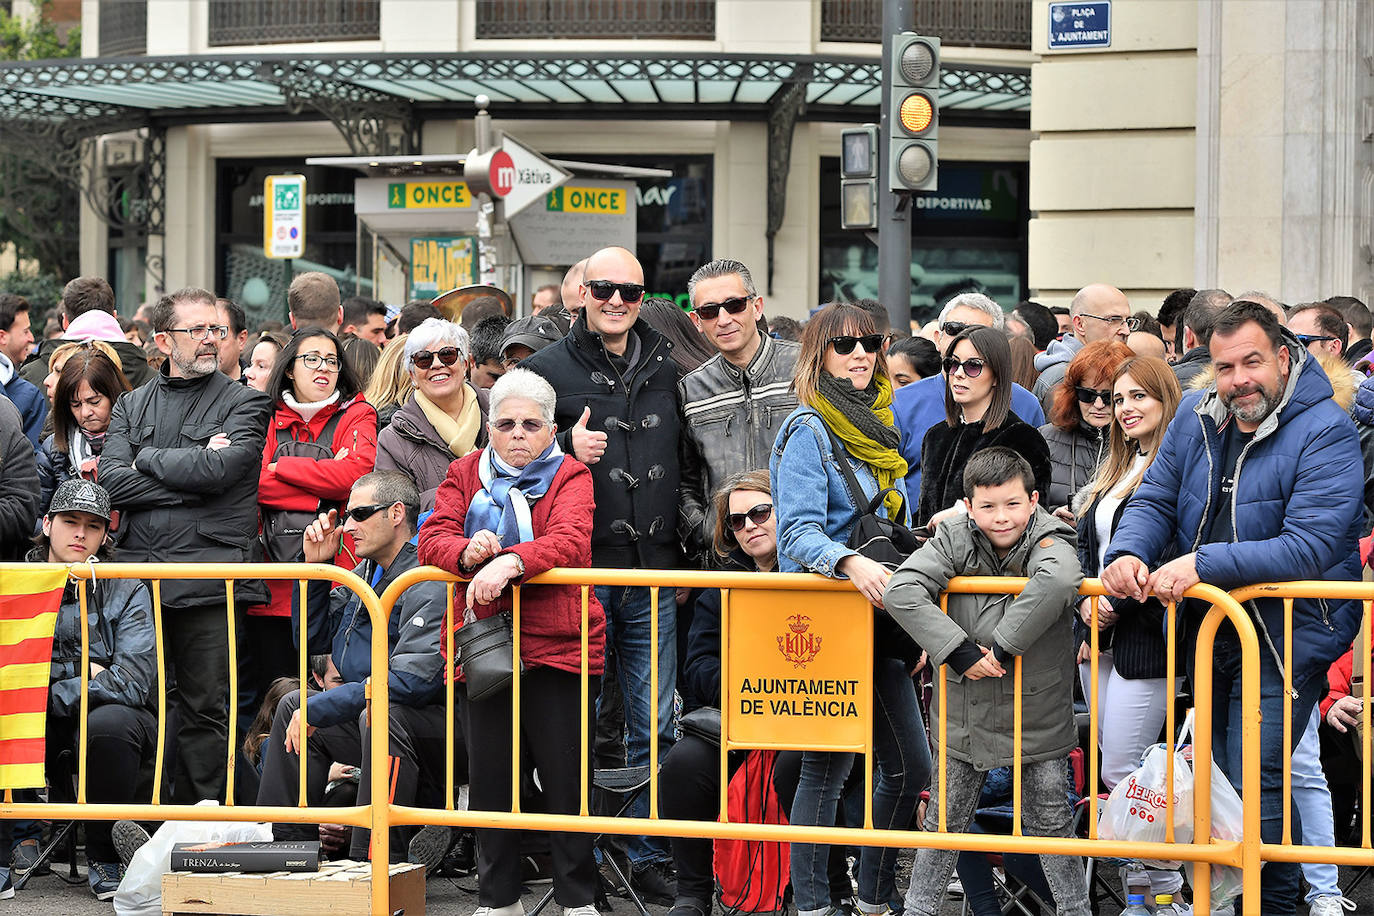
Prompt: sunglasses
<box><xmin>1295</xmin><ymin>334</ymin><xmax>1339</xmax><ymax>346</ymax></box>
<box><xmin>827</xmin><ymin>334</ymin><xmax>885</xmax><ymax>355</ymax></box>
<box><xmin>940</xmin><ymin>321</ymin><xmax>970</xmax><ymax>337</ymax></box>
<box><xmin>586</xmin><ymin>280</ymin><xmax>646</xmax><ymax>304</ymax></box>
<box><xmin>695</xmin><ymin>296</ymin><xmax>751</xmax><ymax>321</ymax></box>
<box><xmin>727</xmin><ymin>503</ymin><xmax>773</xmax><ymax>532</ymax></box>
<box><xmin>492</xmin><ymin>418</ymin><xmax>548</xmax><ymax>434</ymax></box>
<box><xmin>1075</xmin><ymin>386</ymin><xmax>1113</xmax><ymax>406</ymax></box>
<box><xmin>942</xmin><ymin>356</ymin><xmax>986</xmax><ymax>378</ymax></box>
<box><xmin>343</xmin><ymin>502</ymin><xmax>397</xmax><ymax>523</ymax></box>
<box><xmin>411</xmin><ymin>347</ymin><xmax>462</xmax><ymax>370</ymax></box>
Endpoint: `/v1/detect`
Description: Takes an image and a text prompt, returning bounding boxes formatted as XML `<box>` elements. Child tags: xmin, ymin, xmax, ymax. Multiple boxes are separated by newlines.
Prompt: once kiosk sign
<box><xmin>723</xmin><ymin>588</ymin><xmax>872</xmax><ymax>751</ymax></box>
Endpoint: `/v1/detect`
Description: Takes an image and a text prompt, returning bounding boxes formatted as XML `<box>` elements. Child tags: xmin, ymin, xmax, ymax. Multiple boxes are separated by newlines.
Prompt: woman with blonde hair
<box><xmin>364</xmin><ymin>333</ymin><xmax>414</xmax><ymax>428</ymax></box>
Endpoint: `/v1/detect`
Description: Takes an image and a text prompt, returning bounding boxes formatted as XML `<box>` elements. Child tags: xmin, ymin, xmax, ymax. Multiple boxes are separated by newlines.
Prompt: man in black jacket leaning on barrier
<box><xmin>97</xmin><ymin>286</ymin><xmax>273</xmax><ymax>806</ymax></box>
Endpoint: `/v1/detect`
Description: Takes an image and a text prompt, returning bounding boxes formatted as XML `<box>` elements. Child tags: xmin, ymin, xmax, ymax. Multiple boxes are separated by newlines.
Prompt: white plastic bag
<box><xmin>113</xmin><ymin>800</ymin><xmax>272</xmax><ymax>916</ymax></box>
<box><xmin>1099</xmin><ymin>742</ymin><xmax>1194</xmax><ymax>868</ymax></box>
<box><xmin>1183</xmin><ymin>754</ymin><xmax>1245</xmax><ymax>908</ymax></box>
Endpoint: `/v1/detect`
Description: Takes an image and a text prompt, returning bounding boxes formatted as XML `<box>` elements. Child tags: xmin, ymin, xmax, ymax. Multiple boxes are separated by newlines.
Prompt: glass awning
<box><xmin>0</xmin><ymin>51</ymin><xmax>1029</xmax><ymax>136</ymax></box>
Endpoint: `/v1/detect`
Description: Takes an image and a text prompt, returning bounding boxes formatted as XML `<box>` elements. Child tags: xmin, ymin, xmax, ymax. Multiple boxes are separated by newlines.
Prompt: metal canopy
<box><xmin>305</xmin><ymin>153</ymin><xmax>673</xmax><ymax>180</ymax></box>
<box><xmin>0</xmin><ymin>51</ymin><xmax>1030</xmax><ymax>138</ymax></box>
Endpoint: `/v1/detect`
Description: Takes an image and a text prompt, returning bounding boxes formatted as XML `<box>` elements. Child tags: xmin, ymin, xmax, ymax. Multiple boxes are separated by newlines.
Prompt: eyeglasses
<box><xmin>940</xmin><ymin>321</ymin><xmax>970</xmax><ymax>337</ymax></box>
<box><xmin>343</xmin><ymin>502</ymin><xmax>398</xmax><ymax>523</ymax></box>
<box><xmin>1075</xmin><ymin>386</ymin><xmax>1113</xmax><ymax>406</ymax></box>
<box><xmin>411</xmin><ymin>347</ymin><xmax>462</xmax><ymax>370</ymax></box>
<box><xmin>295</xmin><ymin>353</ymin><xmax>341</xmax><ymax>372</ymax></box>
<box><xmin>727</xmin><ymin>503</ymin><xmax>773</xmax><ymax>532</ymax></box>
<box><xmin>165</xmin><ymin>325</ymin><xmax>229</xmax><ymax>341</ymax></box>
<box><xmin>942</xmin><ymin>356</ymin><xmax>986</xmax><ymax>378</ymax></box>
<box><xmin>1080</xmin><ymin>313</ymin><xmax>1141</xmax><ymax>331</ymax></box>
<box><xmin>827</xmin><ymin>334</ymin><xmax>885</xmax><ymax>355</ymax></box>
<box><xmin>585</xmin><ymin>280</ymin><xmax>646</xmax><ymax>304</ymax></box>
<box><xmin>492</xmin><ymin>417</ymin><xmax>548</xmax><ymax>434</ymax></box>
<box><xmin>694</xmin><ymin>296</ymin><xmax>752</xmax><ymax>321</ymax></box>
<box><xmin>1295</xmin><ymin>334</ymin><xmax>1339</xmax><ymax>346</ymax></box>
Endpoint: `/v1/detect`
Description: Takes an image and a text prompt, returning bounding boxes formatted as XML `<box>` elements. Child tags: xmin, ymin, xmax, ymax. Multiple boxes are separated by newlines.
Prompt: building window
<box><xmin>819</xmin><ymin>158</ymin><xmax>1028</xmax><ymax>324</ymax></box>
<box><xmin>820</xmin><ymin>0</ymin><xmax>1030</xmax><ymax>50</ymax></box>
<box><xmin>475</xmin><ymin>0</ymin><xmax>715</xmax><ymax>40</ymax></box>
<box><xmin>208</xmin><ymin>0</ymin><xmax>380</xmax><ymax>47</ymax></box>
<box><xmin>99</xmin><ymin>0</ymin><xmax>147</xmax><ymax>56</ymax></box>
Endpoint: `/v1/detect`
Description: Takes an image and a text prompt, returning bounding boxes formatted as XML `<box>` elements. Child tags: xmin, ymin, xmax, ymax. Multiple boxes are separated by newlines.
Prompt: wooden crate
<box><xmin>162</xmin><ymin>859</ymin><xmax>424</xmax><ymax>915</ymax></box>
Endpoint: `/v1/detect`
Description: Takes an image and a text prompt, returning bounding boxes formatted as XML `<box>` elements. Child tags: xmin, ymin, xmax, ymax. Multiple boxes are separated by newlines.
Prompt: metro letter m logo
<box><xmin>497</xmin><ymin>166</ymin><xmax>516</xmax><ymax>189</ymax></box>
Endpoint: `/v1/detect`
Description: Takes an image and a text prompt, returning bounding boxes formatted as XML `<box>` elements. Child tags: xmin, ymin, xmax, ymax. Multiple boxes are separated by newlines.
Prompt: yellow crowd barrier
<box><xmin>8</xmin><ymin>561</ymin><xmax>1349</xmax><ymax>916</ymax></box>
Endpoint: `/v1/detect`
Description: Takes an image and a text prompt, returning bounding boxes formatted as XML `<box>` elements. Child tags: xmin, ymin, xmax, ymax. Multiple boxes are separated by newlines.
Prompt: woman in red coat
<box><xmin>419</xmin><ymin>366</ymin><xmax>605</xmax><ymax>916</ymax></box>
<box><xmin>253</xmin><ymin>328</ymin><xmax>377</xmax><ymax>695</ymax></box>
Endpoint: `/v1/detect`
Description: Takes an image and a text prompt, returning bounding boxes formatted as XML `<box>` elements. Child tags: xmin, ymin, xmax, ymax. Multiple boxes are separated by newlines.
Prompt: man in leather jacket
<box><xmin>677</xmin><ymin>259</ymin><xmax>799</xmax><ymax>565</ymax></box>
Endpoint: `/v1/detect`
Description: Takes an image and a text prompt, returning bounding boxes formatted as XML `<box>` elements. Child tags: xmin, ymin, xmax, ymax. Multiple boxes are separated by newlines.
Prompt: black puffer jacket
<box><xmin>26</xmin><ymin>547</ymin><xmax>158</xmax><ymax>716</ymax></box>
<box><xmin>520</xmin><ymin>313</ymin><xmax>681</xmax><ymax>569</ymax></box>
<box><xmin>916</xmin><ymin>413</ymin><xmax>1052</xmax><ymax>527</ymax></box>
<box><xmin>1037</xmin><ymin>421</ymin><xmax>1108</xmax><ymax>512</ymax></box>
<box><xmin>98</xmin><ymin>365</ymin><xmax>273</xmax><ymax>609</ymax></box>
<box><xmin>0</xmin><ymin>397</ymin><xmax>39</xmax><ymax>561</ymax></box>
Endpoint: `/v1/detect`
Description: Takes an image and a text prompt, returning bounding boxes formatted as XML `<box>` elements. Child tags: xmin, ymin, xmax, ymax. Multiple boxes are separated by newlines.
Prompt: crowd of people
<box><xmin>0</xmin><ymin>259</ymin><xmax>1371</xmax><ymax>916</ymax></box>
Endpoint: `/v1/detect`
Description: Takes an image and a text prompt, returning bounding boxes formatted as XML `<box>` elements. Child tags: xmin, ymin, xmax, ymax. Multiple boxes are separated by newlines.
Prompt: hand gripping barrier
<box><xmin>379</xmin><ymin>568</ymin><xmax>1264</xmax><ymax>916</ymax></box>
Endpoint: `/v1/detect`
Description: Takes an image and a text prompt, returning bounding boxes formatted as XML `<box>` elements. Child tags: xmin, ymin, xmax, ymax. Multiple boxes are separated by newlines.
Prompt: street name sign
<box><xmin>1047</xmin><ymin>1</ymin><xmax>1111</xmax><ymax>50</ymax></box>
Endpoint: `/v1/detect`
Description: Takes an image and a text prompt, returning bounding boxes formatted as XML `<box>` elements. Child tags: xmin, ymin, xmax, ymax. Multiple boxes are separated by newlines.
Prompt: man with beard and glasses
<box><xmin>98</xmin><ymin>287</ymin><xmax>273</xmax><ymax>805</ymax></box>
<box><xmin>1102</xmin><ymin>299</ymin><xmax>1364</xmax><ymax>916</ymax></box>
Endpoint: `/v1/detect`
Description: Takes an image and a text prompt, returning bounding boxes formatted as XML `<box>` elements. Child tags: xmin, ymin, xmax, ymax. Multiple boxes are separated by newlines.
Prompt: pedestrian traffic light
<box><xmin>840</xmin><ymin>124</ymin><xmax>878</xmax><ymax>230</ymax></box>
<box><xmin>888</xmin><ymin>32</ymin><xmax>939</xmax><ymax>193</ymax></box>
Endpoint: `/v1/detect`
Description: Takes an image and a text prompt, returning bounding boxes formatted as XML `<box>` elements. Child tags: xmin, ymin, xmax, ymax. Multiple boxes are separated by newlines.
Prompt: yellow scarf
<box><xmin>415</xmin><ymin>386</ymin><xmax>482</xmax><ymax>457</ymax></box>
<box><xmin>813</xmin><ymin>373</ymin><xmax>909</xmax><ymax>521</ymax></box>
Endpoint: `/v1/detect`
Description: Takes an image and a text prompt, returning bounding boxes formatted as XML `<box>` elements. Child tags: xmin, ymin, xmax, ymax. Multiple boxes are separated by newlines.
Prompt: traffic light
<box><xmin>888</xmin><ymin>32</ymin><xmax>939</xmax><ymax>193</ymax></box>
<box><xmin>840</xmin><ymin>124</ymin><xmax>878</xmax><ymax>230</ymax></box>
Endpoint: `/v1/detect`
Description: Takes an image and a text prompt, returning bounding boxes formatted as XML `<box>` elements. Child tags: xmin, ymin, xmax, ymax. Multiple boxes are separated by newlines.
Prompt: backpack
<box><xmin>713</xmin><ymin>749</ymin><xmax>789</xmax><ymax>915</ymax></box>
<box><xmin>260</xmin><ymin>408</ymin><xmax>348</xmax><ymax>563</ymax></box>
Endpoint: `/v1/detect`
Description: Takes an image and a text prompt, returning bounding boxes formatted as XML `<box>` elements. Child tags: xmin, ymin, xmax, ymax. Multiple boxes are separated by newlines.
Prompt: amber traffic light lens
<box><xmin>898</xmin><ymin>92</ymin><xmax>934</xmax><ymax>134</ymax></box>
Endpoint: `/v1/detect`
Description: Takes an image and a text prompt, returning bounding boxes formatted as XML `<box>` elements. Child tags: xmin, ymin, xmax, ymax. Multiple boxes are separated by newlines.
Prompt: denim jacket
<box><xmin>770</xmin><ymin>406</ymin><xmax>909</xmax><ymax>577</ymax></box>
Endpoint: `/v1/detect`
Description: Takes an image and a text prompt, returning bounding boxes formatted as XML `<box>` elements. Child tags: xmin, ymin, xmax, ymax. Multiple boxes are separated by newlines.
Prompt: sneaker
<box><xmin>10</xmin><ymin>839</ymin><xmax>44</xmax><ymax>877</ymax></box>
<box><xmin>667</xmin><ymin>896</ymin><xmax>712</xmax><ymax>916</ymax></box>
<box><xmin>406</xmin><ymin>825</ymin><xmax>452</xmax><ymax>874</ymax></box>
<box><xmin>629</xmin><ymin>859</ymin><xmax>677</xmax><ymax>907</ymax></box>
<box><xmin>0</xmin><ymin>867</ymin><xmax>11</xmax><ymax>900</ymax></box>
<box><xmin>565</xmin><ymin>906</ymin><xmax>601</xmax><ymax>916</ymax></box>
<box><xmin>1309</xmin><ymin>896</ymin><xmax>1358</xmax><ymax>916</ymax></box>
<box><xmin>471</xmin><ymin>905</ymin><xmax>524</xmax><ymax>916</ymax></box>
<box><xmin>112</xmin><ymin>820</ymin><xmax>152</xmax><ymax>866</ymax></box>
<box><xmin>88</xmin><ymin>861</ymin><xmax>122</xmax><ymax>901</ymax></box>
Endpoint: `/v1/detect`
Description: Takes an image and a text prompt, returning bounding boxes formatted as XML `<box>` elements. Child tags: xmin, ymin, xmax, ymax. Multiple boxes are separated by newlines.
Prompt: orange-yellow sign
<box><xmin>723</xmin><ymin>589</ymin><xmax>872</xmax><ymax>751</ymax></box>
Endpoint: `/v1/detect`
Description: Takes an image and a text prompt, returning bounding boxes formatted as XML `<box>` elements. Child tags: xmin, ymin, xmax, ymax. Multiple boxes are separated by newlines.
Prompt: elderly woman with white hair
<box><xmin>419</xmin><ymin>367</ymin><xmax>606</xmax><ymax>916</ymax></box>
<box><xmin>376</xmin><ymin>317</ymin><xmax>489</xmax><ymax>511</ymax></box>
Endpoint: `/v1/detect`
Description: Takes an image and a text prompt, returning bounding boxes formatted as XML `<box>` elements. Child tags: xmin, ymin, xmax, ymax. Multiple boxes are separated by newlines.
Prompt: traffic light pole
<box><xmin>878</xmin><ymin>0</ymin><xmax>915</xmax><ymax>334</ymax></box>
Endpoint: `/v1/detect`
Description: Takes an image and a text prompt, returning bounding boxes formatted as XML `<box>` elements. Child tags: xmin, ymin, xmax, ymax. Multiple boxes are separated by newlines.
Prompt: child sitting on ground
<box><xmin>883</xmin><ymin>447</ymin><xmax>1090</xmax><ymax>916</ymax></box>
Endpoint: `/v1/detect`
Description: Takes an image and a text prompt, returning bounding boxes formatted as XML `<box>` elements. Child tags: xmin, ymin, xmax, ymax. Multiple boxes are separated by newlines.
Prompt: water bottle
<box><xmin>1121</xmin><ymin>894</ymin><xmax>1152</xmax><ymax>916</ymax></box>
<box><xmin>1154</xmin><ymin>893</ymin><xmax>1180</xmax><ymax>915</ymax></box>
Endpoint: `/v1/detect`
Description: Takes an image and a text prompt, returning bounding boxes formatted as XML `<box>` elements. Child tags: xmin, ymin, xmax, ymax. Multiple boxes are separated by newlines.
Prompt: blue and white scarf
<box><xmin>463</xmin><ymin>440</ymin><xmax>565</xmax><ymax>546</ymax></box>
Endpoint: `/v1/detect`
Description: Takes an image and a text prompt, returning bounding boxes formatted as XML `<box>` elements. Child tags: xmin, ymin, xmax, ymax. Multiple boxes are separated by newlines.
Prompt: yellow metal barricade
<box><xmin>1229</xmin><ymin>581</ymin><xmax>1374</xmax><ymax>873</ymax></box>
<box><xmin>380</xmin><ymin>568</ymin><xmax>1263</xmax><ymax>915</ymax></box>
<box><xmin>0</xmin><ymin>562</ymin><xmax>394</xmax><ymax>915</ymax></box>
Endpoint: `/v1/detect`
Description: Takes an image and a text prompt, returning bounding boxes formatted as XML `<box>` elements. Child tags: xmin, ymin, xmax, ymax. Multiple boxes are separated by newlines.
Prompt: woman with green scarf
<box><xmin>769</xmin><ymin>302</ymin><xmax>930</xmax><ymax>916</ymax></box>
<box><xmin>917</xmin><ymin>324</ymin><xmax>1052</xmax><ymax>528</ymax></box>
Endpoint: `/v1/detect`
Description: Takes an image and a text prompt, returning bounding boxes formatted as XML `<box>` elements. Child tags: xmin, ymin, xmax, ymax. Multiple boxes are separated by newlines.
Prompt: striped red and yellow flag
<box><xmin>0</xmin><ymin>567</ymin><xmax>67</xmax><ymax>789</ymax></box>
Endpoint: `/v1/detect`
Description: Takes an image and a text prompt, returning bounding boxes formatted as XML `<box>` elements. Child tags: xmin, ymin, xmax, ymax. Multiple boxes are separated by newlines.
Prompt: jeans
<box><xmin>595</xmin><ymin>584</ymin><xmax>676</xmax><ymax>866</ymax></box>
<box><xmin>1209</xmin><ymin>637</ymin><xmax>1324</xmax><ymax>916</ymax></box>
<box><xmin>956</xmin><ymin>821</ymin><xmax>1054</xmax><ymax>916</ymax></box>
<box><xmin>1292</xmin><ymin>705</ymin><xmax>1340</xmax><ymax>901</ymax></box>
<box><xmin>789</xmin><ymin>657</ymin><xmax>930</xmax><ymax>916</ymax></box>
<box><xmin>903</xmin><ymin>756</ymin><xmax>1089</xmax><ymax>916</ymax></box>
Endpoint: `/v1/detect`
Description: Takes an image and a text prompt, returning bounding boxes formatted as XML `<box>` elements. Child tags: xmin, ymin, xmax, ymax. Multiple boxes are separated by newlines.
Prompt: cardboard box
<box><xmin>162</xmin><ymin>859</ymin><xmax>424</xmax><ymax>915</ymax></box>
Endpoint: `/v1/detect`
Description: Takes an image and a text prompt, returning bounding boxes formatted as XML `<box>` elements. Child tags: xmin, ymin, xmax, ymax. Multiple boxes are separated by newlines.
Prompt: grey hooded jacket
<box><xmin>883</xmin><ymin>506</ymin><xmax>1083</xmax><ymax>770</ymax></box>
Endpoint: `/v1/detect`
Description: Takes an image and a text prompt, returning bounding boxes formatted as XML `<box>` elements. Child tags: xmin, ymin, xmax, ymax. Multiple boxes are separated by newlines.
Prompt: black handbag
<box><xmin>454</xmin><ymin>611</ymin><xmax>522</xmax><ymax>701</ymax></box>
<box><xmin>679</xmin><ymin>706</ymin><xmax>722</xmax><ymax>747</ymax></box>
<box><xmin>823</xmin><ymin>427</ymin><xmax>921</xmax><ymax>570</ymax></box>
